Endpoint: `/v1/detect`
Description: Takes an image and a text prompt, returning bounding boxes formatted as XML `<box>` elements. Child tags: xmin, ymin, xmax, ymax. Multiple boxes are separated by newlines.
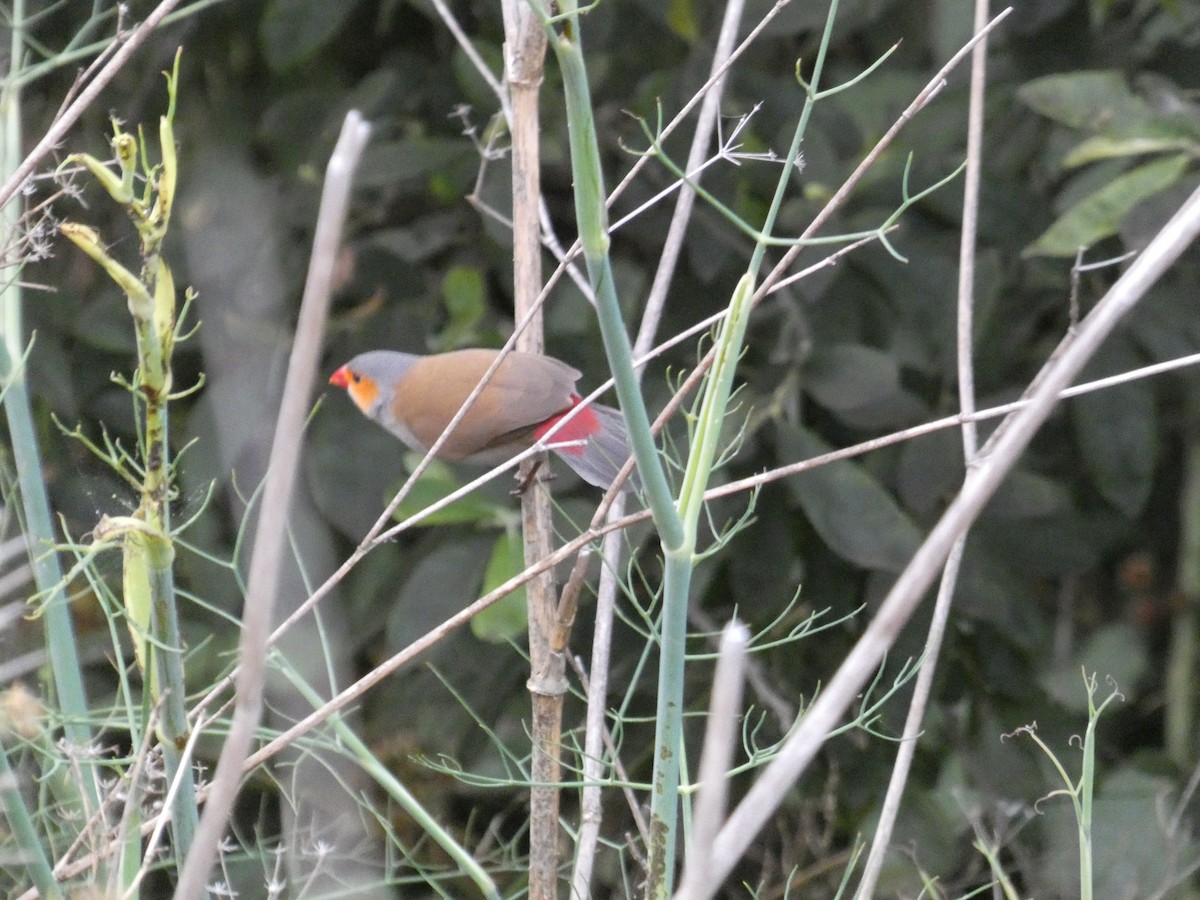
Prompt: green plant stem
<box><xmin>1022</xmin><ymin>674</ymin><xmax>1117</xmax><ymax>900</ymax></box>
<box><xmin>132</xmin><ymin>78</ymin><xmax>197</xmax><ymax>860</ymax></box>
<box><xmin>645</xmin><ymin>548</ymin><xmax>693</xmax><ymax>893</ymax></box>
<box><xmin>544</xmin><ymin>5</ymin><xmax>776</xmax><ymax>894</ymax></box>
<box><xmin>147</xmin><ymin>538</ymin><xmax>197</xmax><ymax>856</ymax></box>
<box><xmin>745</xmin><ymin>0</ymin><xmax>839</xmax><ymax>275</ymax></box>
<box><xmin>55</xmin><ymin>53</ymin><xmax>198</xmax><ymax>861</ymax></box>
<box><xmin>643</xmin><ymin>5</ymin><xmax>839</xmax><ymax>891</ymax></box>
<box><xmin>140</xmin><ymin>302</ymin><xmax>196</xmax><ymax>861</ymax></box>
<box><xmin>545</xmin><ymin>10</ymin><xmax>693</xmax><ymax>894</ymax></box>
<box><xmin>0</xmin><ymin>738</ymin><xmax>63</xmax><ymax>900</ymax></box>
<box><xmin>1077</xmin><ymin>676</ymin><xmax>1105</xmax><ymax>900</ymax></box>
<box><xmin>645</xmin><ymin>273</ymin><xmax>755</xmax><ymax>895</ymax></box>
<box><xmin>0</xmin><ymin>0</ymin><xmax>102</xmax><ymax>830</ymax></box>
<box><xmin>638</xmin><ymin>1</ymin><xmax>839</xmax><ymax>888</ymax></box>
<box><xmin>547</xmin><ymin>12</ymin><xmax>681</xmax><ymax>543</ymax></box>
<box><xmin>972</xmin><ymin>837</ymin><xmax>1022</xmax><ymax>900</ymax></box>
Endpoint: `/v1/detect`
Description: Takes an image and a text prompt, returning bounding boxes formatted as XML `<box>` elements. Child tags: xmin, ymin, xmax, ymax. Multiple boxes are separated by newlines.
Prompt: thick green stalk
<box><xmin>58</xmin><ymin>54</ymin><xmax>198</xmax><ymax>859</ymax></box>
<box><xmin>645</xmin><ymin>547</ymin><xmax>692</xmax><ymax>894</ymax></box>
<box><xmin>547</xmin><ymin>12</ymin><xmax>682</xmax><ymax>545</ymax></box>
<box><xmin>547</xmin><ymin>14</ymin><xmax>688</xmax><ymax>891</ymax></box>
<box><xmin>147</xmin><ymin>529</ymin><xmax>198</xmax><ymax>857</ymax></box>
<box><xmin>646</xmin><ymin>273</ymin><xmax>756</xmax><ymax>896</ymax></box>
<box><xmin>642</xmin><ymin>4</ymin><xmax>839</xmax><ymax>890</ymax></box>
<box><xmin>0</xmin><ymin>737</ymin><xmax>63</xmax><ymax>900</ymax></box>
<box><xmin>545</xmin><ymin>6</ymin><xmax>760</xmax><ymax>895</ymax></box>
<box><xmin>546</xmin><ymin>0</ymin><xmax>843</xmax><ymax>891</ymax></box>
<box><xmin>138</xmin><ymin>214</ymin><xmax>198</xmax><ymax>862</ymax></box>
<box><xmin>1</xmin><ymin>0</ymin><xmax>102</xmax><ymax>832</ymax></box>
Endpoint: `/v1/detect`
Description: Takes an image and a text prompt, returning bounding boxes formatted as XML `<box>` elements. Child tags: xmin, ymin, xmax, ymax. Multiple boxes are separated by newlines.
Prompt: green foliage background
<box><xmin>7</xmin><ymin>0</ymin><xmax>1200</xmax><ymax>895</ymax></box>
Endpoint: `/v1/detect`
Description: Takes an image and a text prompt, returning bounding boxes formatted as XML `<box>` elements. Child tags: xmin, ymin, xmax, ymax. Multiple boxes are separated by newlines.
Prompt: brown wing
<box><xmin>391</xmin><ymin>349</ymin><xmax>579</xmax><ymax>460</ymax></box>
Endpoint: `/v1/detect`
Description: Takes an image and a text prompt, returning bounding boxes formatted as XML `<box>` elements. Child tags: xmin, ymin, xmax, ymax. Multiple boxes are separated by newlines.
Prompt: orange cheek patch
<box><xmin>347</xmin><ymin>378</ymin><xmax>380</xmax><ymax>413</ymax></box>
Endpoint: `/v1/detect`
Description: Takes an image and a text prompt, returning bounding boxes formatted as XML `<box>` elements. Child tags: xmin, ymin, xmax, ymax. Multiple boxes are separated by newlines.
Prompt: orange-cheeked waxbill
<box><xmin>328</xmin><ymin>348</ymin><xmax>636</xmax><ymax>490</ymax></box>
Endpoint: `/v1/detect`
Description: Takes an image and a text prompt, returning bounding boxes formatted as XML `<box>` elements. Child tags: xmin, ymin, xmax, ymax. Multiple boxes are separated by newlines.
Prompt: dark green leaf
<box><xmin>308</xmin><ymin>404</ymin><xmax>409</xmax><ymax>539</ymax></box>
<box><xmin>472</xmin><ymin>530</ymin><xmax>528</xmax><ymax>643</ymax></box>
<box><xmin>779</xmin><ymin>425</ymin><xmax>922</xmax><ymax>573</ymax></box>
<box><xmin>1040</xmin><ymin>623</ymin><xmax>1147</xmax><ymax>712</ymax></box>
<box><xmin>260</xmin><ymin>0</ymin><xmax>360</xmax><ymax>72</ymax></box>
<box><xmin>385</xmin><ymin>537</ymin><xmax>492</xmax><ymax>659</ymax></box>
<box><xmin>72</xmin><ymin>289</ymin><xmax>137</xmax><ymax>354</ymax></box>
<box><xmin>1063</xmin><ymin>132</ymin><xmax>1199</xmax><ymax>168</ymax></box>
<box><xmin>803</xmin><ymin>343</ymin><xmax>900</xmax><ymax>412</ymax></box>
<box><xmin>896</xmin><ymin>429</ymin><xmax>964</xmax><ymax>515</ymax></box>
<box><xmin>1024</xmin><ymin>154</ymin><xmax>1189</xmax><ymax>257</ymax></box>
<box><xmin>971</xmin><ymin>514</ymin><xmax>1107</xmax><ymax>577</ymax></box>
<box><xmin>987</xmin><ymin>468</ymin><xmax>1073</xmax><ymax>519</ymax></box>
<box><xmin>361</xmin><ymin>218</ymin><xmax>459</xmax><ymax>264</ymax></box>
<box><xmin>1018</xmin><ymin>70</ymin><xmax>1150</xmax><ymax>131</ymax></box>
<box><xmin>356</xmin><ymin>138</ymin><xmax>474</xmax><ymax>189</ymax></box>
<box><xmin>392</xmin><ymin>456</ymin><xmax>512</xmax><ymax>528</ymax></box>
<box><xmin>437</xmin><ymin>266</ymin><xmax>486</xmax><ymax>350</ymax></box>
<box><xmin>1071</xmin><ymin>338</ymin><xmax>1158</xmax><ymax>516</ymax></box>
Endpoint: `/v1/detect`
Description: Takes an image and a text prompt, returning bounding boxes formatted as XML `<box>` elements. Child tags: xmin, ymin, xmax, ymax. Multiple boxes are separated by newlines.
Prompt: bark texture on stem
<box><xmin>502</xmin><ymin>5</ymin><xmax>560</xmax><ymax>898</ymax></box>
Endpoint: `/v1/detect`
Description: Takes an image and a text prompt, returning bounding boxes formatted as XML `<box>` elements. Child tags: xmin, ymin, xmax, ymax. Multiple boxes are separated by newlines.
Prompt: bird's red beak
<box><xmin>329</xmin><ymin>365</ymin><xmax>351</xmax><ymax>389</ymax></box>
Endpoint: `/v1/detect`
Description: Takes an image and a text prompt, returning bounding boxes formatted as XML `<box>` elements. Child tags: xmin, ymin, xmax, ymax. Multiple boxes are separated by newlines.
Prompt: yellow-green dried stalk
<box><xmin>58</xmin><ymin>48</ymin><xmax>196</xmax><ymax>860</ymax></box>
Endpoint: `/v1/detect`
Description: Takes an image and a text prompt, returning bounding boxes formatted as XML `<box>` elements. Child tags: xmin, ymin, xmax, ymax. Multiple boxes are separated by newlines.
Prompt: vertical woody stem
<box><xmin>501</xmin><ymin>4</ymin><xmax>560</xmax><ymax>897</ymax></box>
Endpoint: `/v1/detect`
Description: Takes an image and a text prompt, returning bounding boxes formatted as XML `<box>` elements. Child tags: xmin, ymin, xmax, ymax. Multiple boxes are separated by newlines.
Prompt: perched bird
<box><xmin>328</xmin><ymin>348</ymin><xmax>636</xmax><ymax>490</ymax></box>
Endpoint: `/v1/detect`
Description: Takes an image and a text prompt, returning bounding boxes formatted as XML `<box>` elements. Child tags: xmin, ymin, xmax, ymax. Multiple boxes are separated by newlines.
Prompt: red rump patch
<box><xmin>533</xmin><ymin>395</ymin><xmax>600</xmax><ymax>455</ymax></box>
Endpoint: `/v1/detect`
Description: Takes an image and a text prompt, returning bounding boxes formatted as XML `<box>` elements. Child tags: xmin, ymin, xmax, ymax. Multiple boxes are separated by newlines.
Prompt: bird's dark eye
<box><xmin>350</xmin><ymin>372</ymin><xmax>360</xmax><ymax>383</ymax></box>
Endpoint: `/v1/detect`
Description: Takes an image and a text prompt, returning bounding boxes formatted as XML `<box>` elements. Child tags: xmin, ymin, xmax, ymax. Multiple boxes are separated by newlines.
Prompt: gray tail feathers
<box><xmin>555</xmin><ymin>403</ymin><xmax>640</xmax><ymax>491</ymax></box>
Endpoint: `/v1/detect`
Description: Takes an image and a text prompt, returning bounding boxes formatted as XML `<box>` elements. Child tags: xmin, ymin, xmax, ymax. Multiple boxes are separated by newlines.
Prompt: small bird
<box><xmin>328</xmin><ymin>348</ymin><xmax>636</xmax><ymax>490</ymax></box>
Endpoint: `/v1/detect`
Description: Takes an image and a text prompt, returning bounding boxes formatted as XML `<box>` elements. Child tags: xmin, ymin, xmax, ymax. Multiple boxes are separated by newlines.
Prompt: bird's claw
<box><xmin>512</xmin><ymin>459</ymin><xmax>556</xmax><ymax>495</ymax></box>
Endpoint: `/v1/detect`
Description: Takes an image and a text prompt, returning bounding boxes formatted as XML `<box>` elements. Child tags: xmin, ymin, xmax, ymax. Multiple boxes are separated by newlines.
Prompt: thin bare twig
<box><xmin>854</xmin><ymin>2</ymin><xmax>993</xmax><ymax>895</ymax></box>
<box><xmin>674</xmin><ymin>621</ymin><xmax>750</xmax><ymax>899</ymax></box>
<box><xmin>172</xmin><ymin>110</ymin><xmax>371</xmax><ymax>900</ymax></box>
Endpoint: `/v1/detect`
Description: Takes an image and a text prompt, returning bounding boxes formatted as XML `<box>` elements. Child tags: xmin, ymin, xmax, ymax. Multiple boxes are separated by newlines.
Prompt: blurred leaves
<box><xmin>1020</xmin><ymin>70</ymin><xmax>1173</xmax><ymax>135</ymax></box>
<box><xmin>779</xmin><ymin>425</ymin><xmax>922</xmax><ymax>573</ymax></box>
<box><xmin>436</xmin><ymin>265</ymin><xmax>487</xmax><ymax>351</ymax></box>
<box><xmin>390</xmin><ymin>456</ymin><xmax>513</xmax><ymax>529</ymax></box>
<box><xmin>803</xmin><ymin>343</ymin><xmax>900</xmax><ymax>413</ymax></box>
<box><xmin>1041</xmin><ymin>624</ymin><xmax>1148</xmax><ymax>713</ymax></box>
<box><xmin>356</xmin><ymin>137</ymin><xmax>475</xmax><ymax>191</ymax></box>
<box><xmin>1025</xmin><ymin>153</ymin><xmax>1190</xmax><ymax>256</ymax></box>
<box><xmin>666</xmin><ymin>0</ymin><xmax>701</xmax><ymax>42</ymax></box>
<box><xmin>260</xmin><ymin>0</ymin><xmax>361</xmax><ymax>71</ymax></box>
<box><xmin>1018</xmin><ymin>70</ymin><xmax>1199</xmax><ymax>256</ymax></box>
<box><xmin>1071</xmin><ymin>337</ymin><xmax>1158</xmax><ymax>517</ymax></box>
<box><xmin>472</xmin><ymin>529</ymin><xmax>528</xmax><ymax>643</ymax></box>
<box><xmin>385</xmin><ymin>536</ymin><xmax>493</xmax><ymax>662</ymax></box>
